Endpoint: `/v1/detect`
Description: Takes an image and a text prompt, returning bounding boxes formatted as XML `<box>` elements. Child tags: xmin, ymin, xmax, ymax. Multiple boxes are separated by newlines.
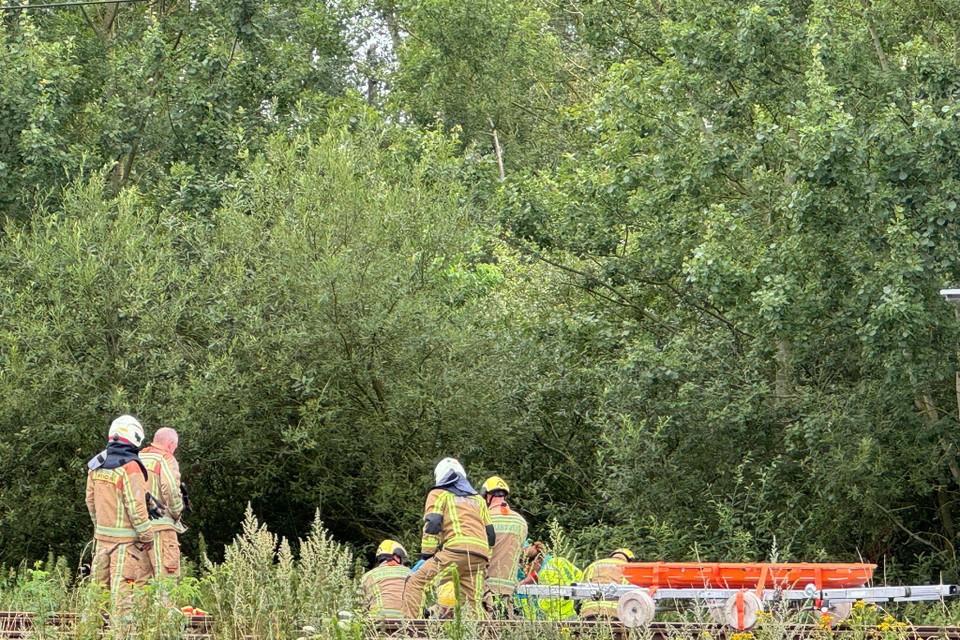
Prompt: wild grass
<box><xmin>3</xmin><ymin>514</ymin><xmax>960</xmax><ymax>639</ymax></box>
<box><xmin>199</xmin><ymin>506</ymin><xmax>356</xmax><ymax>639</ymax></box>
<box><xmin>0</xmin><ymin>507</ymin><xmax>355</xmax><ymax>639</ymax></box>
<box><xmin>0</xmin><ymin>554</ymin><xmax>73</xmax><ymax>613</ymax></box>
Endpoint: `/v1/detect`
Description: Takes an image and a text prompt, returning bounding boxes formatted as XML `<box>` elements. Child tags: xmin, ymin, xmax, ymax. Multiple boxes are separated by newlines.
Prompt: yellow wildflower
<box><xmin>876</xmin><ymin>614</ymin><xmax>907</xmax><ymax>634</ymax></box>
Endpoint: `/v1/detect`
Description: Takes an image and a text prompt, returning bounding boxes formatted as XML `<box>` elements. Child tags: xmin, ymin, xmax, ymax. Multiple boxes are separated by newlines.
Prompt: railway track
<box><xmin>5</xmin><ymin>614</ymin><xmax>960</xmax><ymax>640</ymax></box>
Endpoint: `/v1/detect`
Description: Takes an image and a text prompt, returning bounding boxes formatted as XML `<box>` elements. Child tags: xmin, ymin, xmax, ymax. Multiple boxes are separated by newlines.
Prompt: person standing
<box><xmin>359</xmin><ymin>540</ymin><xmax>411</xmax><ymax>618</ymax></box>
<box><xmin>579</xmin><ymin>548</ymin><xmax>634</xmax><ymax>621</ymax></box>
<box><xmin>480</xmin><ymin>476</ymin><xmax>527</xmax><ymax>617</ymax></box>
<box><xmin>139</xmin><ymin>427</ymin><xmax>185</xmax><ymax>579</ymax></box>
<box><xmin>85</xmin><ymin>415</ymin><xmax>154</xmax><ymax>600</ymax></box>
<box><xmin>401</xmin><ymin>457</ymin><xmax>495</xmax><ymax>619</ymax></box>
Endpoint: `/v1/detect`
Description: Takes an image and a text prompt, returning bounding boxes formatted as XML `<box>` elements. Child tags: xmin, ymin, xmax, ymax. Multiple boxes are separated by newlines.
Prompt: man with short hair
<box><xmin>85</xmin><ymin>415</ymin><xmax>154</xmax><ymax>600</ymax></box>
<box><xmin>139</xmin><ymin>427</ymin><xmax>185</xmax><ymax>579</ymax></box>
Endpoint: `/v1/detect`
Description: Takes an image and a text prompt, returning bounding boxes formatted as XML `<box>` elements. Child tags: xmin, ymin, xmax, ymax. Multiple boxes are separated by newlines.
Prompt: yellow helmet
<box><xmin>437</xmin><ymin>581</ymin><xmax>457</xmax><ymax>608</ymax></box>
<box><xmin>612</xmin><ymin>548</ymin><xmax>635</xmax><ymax>561</ymax></box>
<box><xmin>480</xmin><ymin>476</ymin><xmax>510</xmax><ymax>497</ymax></box>
<box><xmin>375</xmin><ymin>539</ymin><xmax>408</xmax><ymax>564</ymax></box>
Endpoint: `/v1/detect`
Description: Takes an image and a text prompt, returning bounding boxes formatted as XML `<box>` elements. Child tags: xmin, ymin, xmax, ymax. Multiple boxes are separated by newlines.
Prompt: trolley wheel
<box><xmin>823</xmin><ymin>601</ymin><xmax>852</xmax><ymax>623</ymax></box>
<box><xmin>723</xmin><ymin>591</ymin><xmax>763</xmax><ymax>630</ymax></box>
<box><xmin>617</xmin><ymin>590</ymin><xmax>656</xmax><ymax>628</ymax></box>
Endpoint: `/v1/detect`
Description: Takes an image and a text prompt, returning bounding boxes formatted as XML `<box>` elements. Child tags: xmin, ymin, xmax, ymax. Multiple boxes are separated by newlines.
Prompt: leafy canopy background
<box><xmin>2</xmin><ymin>0</ymin><xmax>960</xmax><ymax>581</ymax></box>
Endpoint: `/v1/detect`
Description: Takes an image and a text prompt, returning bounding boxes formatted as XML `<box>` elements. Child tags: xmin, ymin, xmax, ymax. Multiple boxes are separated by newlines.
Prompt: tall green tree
<box><xmin>501</xmin><ymin>0</ymin><xmax>960</xmax><ymax>575</ymax></box>
<box><xmin>0</xmin><ymin>112</ymin><xmax>534</xmax><ymax>562</ymax></box>
<box><xmin>384</xmin><ymin>0</ymin><xmax>572</xmax><ymax>174</ymax></box>
<box><xmin>0</xmin><ymin>0</ymin><xmax>352</xmax><ymax>222</ymax></box>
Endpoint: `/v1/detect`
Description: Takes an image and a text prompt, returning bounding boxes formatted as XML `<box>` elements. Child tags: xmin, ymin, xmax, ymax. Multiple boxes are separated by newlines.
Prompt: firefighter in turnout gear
<box><xmin>139</xmin><ymin>427</ymin><xmax>185</xmax><ymax>578</ymax></box>
<box><xmin>480</xmin><ymin>476</ymin><xmax>527</xmax><ymax>618</ymax></box>
<box><xmin>580</xmin><ymin>548</ymin><xmax>634</xmax><ymax>620</ymax></box>
<box><xmin>85</xmin><ymin>415</ymin><xmax>154</xmax><ymax>601</ymax></box>
<box><xmin>360</xmin><ymin>540</ymin><xmax>411</xmax><ymax>619</ymax></box>
<box><xmin>401</xmin><ymin>457</ymin><xmax>496</xmax><ymax>619</ymax></box>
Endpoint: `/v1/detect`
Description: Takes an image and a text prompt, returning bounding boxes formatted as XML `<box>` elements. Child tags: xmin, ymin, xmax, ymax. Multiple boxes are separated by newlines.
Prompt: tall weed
<box><xmin>296</xmin><ymin>510</ymin><xmax>355</xmax><ymax>625</ymax></box>
<box><xmin>200</xmin><ymin>505</ymin><xmax>356</xmax><ymax>639</ymax></box>
<box><xmin>201</xmin><ymin>505</ymin><xmax>291</xmax><ymax>639</ymax></box>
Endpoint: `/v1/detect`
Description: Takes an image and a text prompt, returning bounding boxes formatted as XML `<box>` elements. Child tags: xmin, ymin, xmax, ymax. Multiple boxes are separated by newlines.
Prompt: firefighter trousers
<box><xmin>151</xmin><ymin>530</ymin><xmax>181</xmax><ymax>579</ymax></box>
<box><xmin>402</xmin><ymin>549</ymin><xmax>488</xmax><ymax>619</ymax></box>
<box><xmin>92</xmin><ymin>540</ymin><xmax>152</xmax><ymax>601</ymax></box>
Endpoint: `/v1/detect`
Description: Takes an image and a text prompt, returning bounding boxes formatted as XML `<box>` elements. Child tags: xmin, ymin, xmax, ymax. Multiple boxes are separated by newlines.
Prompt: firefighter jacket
<box><xmin>359</xmin><ymin>561</ymin><xmax>410</xmax><ymax>618</ymax></box>
<box><xmin>139</xmin><ymin>445</ymin><xmax>185</xmax><ymax>533</ymax></box>
<box><xmin>85</xmin><ymin>460</ymin><xmax>153</xmax><ymax>544</ymax></box>
<box><xmin>420</xmin><ymin>488</ymin><xmax>493</xmax><ymax>558</ymax></box>
<box><xmin>580</xmin><ymin>557</ymin><xmax>628</xmax><ymax>618</ymax></box>
<box><xmin>486</xmin><ymin>502</ymin><xmax>528</xmax><ymax>595</ymax></box>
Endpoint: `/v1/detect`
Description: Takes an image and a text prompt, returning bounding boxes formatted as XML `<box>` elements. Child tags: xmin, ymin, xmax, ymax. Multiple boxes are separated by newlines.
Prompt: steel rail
<box><xmin>6</xmin><ymin>615</ymin><xmax>960</xmax><ymax>639</ymax></box>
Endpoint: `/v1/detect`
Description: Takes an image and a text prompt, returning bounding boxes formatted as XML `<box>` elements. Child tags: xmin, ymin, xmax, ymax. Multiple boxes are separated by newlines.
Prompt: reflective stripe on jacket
<box><xmin>580</xmin><ymin>557</ymin><xmax>627</xmax><ymax>619</ymax></box>
<box><xmin>360</xmin><ymin>562</ymin><xmax>410</xmax><ymax>618</ymax></box>
<box><xmin>140</xmin><ymin>446</ymin><xmax>185</xmax><ymax>532</ymax></box>
<box><xmin>420</xmin><ymin>488</ymin><xmax>492</xmax><ymax>557</ymax></box>
<box><xmin>85</xmin><ymin>460</ymin><xmax>152</xmax><ymax>543</ymax></box>
<box><xmin>486</xmin><ymin>504</ymin><xmax>527</xmax><ymax>595</ymax></box>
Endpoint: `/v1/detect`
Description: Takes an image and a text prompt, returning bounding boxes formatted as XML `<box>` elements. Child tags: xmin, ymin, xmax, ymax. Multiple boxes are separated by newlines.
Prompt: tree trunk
<box><xmin>775</xmin><ymin>338</ymin><xmax>792</xmax><ymax>398</ymax></box>
<box><xmin>916</xmin><ymin>393</ymin><xmax>959</xmax><ymax>544</ymax></box>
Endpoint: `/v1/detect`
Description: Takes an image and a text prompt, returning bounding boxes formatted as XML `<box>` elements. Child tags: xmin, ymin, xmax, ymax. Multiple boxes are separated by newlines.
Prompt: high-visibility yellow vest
<box><xmin>521</xmin><ymin>555</ymin><xmax>582</xmax><ymax>621</ymax></box>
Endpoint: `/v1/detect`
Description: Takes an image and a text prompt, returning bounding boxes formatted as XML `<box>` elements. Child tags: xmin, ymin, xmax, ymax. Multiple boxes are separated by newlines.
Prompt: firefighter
<box><xmin>579</xmin><ymin>548</ymin><xmax>634</xmax><ymax>621</ymax></box>
<box><xmin>359</xmin><ymin>540</ymin><xmax>410</xmax><ymax>619</ymax></box>
<box><xmin>401</xmin><ymin>457</ymin><xmax>496</xmax><ymax>619</ymax></box>
<box><xmin>480</xmin><ymin>476</ymin><xmax>527</xmax><ymax>618</ymax></box>
<box><xmin>85</xmin><ymin>415</ymin><xmax>154</xmax><ymax>601</ymax></box>
<box><xmin>518</xmin><ymin>541</ymin><xmax>582</xmax><ymax>621</ymax></box>
<box><xmin>139</xmin><ymin>427</ymin><xmax>185</xmax><ymax>579</ymax></box>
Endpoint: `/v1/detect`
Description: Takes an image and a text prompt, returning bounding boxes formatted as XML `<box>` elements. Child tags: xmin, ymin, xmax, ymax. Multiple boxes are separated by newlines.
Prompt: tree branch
<box><xmin>501</xmin><ymin>234</ymin><xmax>676</xmax><ymax>332</ymax></box>
<box><xmin>488</xmin><ymin>117</ymin><xmax>505</xmax><ymax>181</ymax></box>
<box><xmin>860</xmin><ymin>0</ymin><xmax>889</xmax><ymax>72</ymax></box>
<box><xmin>875</xmin><ymin>502</ymin><xmax>952</xmax><ymax>558</ymax></box>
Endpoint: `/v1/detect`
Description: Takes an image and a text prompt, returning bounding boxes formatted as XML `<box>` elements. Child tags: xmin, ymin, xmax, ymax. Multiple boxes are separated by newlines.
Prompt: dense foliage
<box><xmin>3</xmin><ymin>0</ymin><xmax>960</xmax><ymax>583</ymax></box>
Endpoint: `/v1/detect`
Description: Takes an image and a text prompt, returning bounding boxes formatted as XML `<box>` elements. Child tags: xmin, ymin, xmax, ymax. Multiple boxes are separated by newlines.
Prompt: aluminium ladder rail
<box><xmin>515</xmin><ymin>583</ymin><xmax>960</xmax><ymax>603</ymax></box>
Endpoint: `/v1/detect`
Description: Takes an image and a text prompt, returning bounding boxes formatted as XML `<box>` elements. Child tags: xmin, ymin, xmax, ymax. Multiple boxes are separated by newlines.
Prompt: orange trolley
<box><xmin>622</xmin><ymin>562</ymin><xmax>874</xmax><ymax>590</ymax></box>
<box><xmin>515</xmin><ymin>561</ymin><xmax>956</xmax><ymax>631</ymax></box>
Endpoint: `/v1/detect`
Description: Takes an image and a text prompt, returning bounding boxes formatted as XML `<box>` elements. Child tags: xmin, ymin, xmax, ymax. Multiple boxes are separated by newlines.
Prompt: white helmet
<box><xmin>108</xmin><ymin>414</ymin><xmax>144</xmax><ymax>447</ymax></box>
<box><xmin>434</xmin><ymin>457</ymin><xmax>466</xmax><ymax>485</ymax></box>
